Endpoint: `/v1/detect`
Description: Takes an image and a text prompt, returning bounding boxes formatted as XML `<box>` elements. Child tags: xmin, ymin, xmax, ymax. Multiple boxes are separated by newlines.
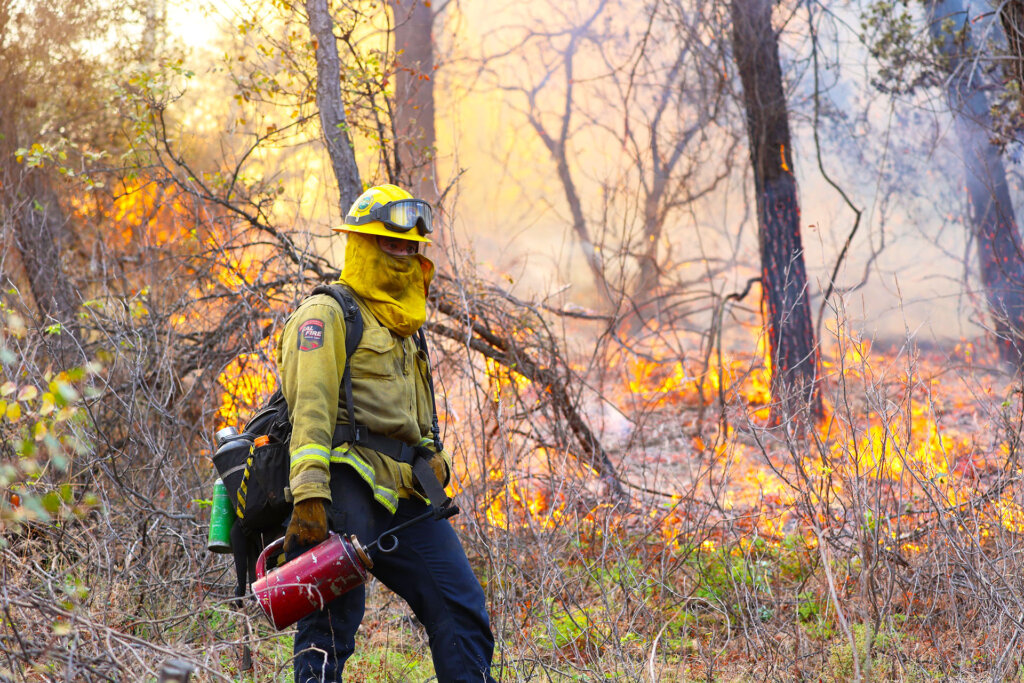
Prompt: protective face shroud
<box><xmin>339</xmin><ymin>232</ymin><xmax>435</xmax><ymax>337</ymax></box>
<box><xmin>334</xmin><ymin>184</ymin><xmax>433</xmax><ymax>244</ymax></box>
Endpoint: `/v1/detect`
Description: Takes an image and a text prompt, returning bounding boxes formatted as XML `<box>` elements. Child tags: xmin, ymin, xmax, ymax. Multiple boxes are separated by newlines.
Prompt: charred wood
<box><xmin>730</xmin><ymin>0</ymin><xmax>822</xmax><ymax>421</ymax></box>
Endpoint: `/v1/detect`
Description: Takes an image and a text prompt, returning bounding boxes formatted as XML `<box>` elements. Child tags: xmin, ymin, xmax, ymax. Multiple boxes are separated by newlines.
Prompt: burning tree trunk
<box><xmin>927</xmin><ymin>0</ymin><xmax>1024</xmax><ymax>364</ymax></box>
<box><xmin>389</xmin><ymin>0</ymin><xmax>437</xmax><ymax>206</ymax></box>
<box><xmin>730</xmin><ymin>0</ymin><xmax>822</xmax><ymax>421</ymax></box>
<box><xmin>305</xmin><ymin>0</ymin><xmax>363</xmax><ymax>209</ymax></box>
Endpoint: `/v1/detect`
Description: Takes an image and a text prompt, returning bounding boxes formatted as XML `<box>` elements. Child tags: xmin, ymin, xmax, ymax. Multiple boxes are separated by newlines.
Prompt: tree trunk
<box><xmin>389</xmin><ymin>0</ymin><xmax>437</xmax><ymax>206</ymax></box>
<box><xmin>633</xmin><ymin>172</ymin><xmax>667</xmax><ymax>318</ymax></box>
<box><xmin>928</xmin><ymin>0</ymin><xmax>1024</xmax><ymax>365</ymax></box>
<box><xmin>305</xmin><ymin>0</ymin><xmax>363</xmax><ymax>210</ymax></box>
<box><xmin>143</xmin><ymin>0</ymin><xmax>167</xmax><ymax>57</ymax></box>
<box><xmin>1000</xmin><ymin>0</ymin><xmax>1024</xmax><ymax>95</ymax></box>
<box><xmin>730</xmin><ymin>0</ymin><xmax>822</xmax><ymax>421</ymax></box>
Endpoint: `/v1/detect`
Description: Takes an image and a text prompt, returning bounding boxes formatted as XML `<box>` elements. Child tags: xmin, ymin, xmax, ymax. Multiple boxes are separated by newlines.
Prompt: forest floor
<box><xmin>6</xmin><ymin>337</ymin><xmax>1024</xmax><ymax>681</ymax></box>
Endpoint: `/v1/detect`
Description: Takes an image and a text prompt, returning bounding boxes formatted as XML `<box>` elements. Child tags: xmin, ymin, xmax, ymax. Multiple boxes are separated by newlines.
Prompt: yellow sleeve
<box><xmin>277</xmin><ymin>297</ymin><xmax>347</xmax><ymax>503</ymax></box>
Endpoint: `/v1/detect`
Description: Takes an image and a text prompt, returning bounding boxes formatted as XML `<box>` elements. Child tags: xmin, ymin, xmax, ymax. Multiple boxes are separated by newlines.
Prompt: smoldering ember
<box><xmin>6</xmin><ymin>0</ymin><xmax>1024</xmax><ymax>681</ymax></box>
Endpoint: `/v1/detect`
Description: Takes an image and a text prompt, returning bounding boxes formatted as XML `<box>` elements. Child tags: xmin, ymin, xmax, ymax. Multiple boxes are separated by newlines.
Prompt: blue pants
<box><xmin>288</xmin><ymin>465</ymin><xmax>495</xmax><ymax>683</ymax></box>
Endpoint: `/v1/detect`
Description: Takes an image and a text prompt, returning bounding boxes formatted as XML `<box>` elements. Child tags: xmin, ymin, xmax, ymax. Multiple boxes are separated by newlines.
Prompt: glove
<box><xmin>283</xmin><ymin>498</ymin><xmax>328</xmax><ymax>553</ymax></box>
<box><xmin>414</xmin><ymin>444</ymin><xmax>451</xmax><ymax>489</ymax></box>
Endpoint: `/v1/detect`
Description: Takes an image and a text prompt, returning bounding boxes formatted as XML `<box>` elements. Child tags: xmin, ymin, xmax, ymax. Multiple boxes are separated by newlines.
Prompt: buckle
<box><xmin>352</xmin><ymin>424</ymin><xmax>366</xmax><ymax>443</ymax></box>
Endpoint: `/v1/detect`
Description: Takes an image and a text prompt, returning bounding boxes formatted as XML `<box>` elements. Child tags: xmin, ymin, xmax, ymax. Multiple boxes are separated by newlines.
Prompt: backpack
<box><xmin>211</xmin><ymin>283</ymin><xmax>363</xmax><ymax>596</ymax></box>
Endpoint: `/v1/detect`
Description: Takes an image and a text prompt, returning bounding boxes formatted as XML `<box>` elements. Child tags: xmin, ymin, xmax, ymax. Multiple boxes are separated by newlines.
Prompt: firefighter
<box><xmin>276</xmin><ymin>184</ymin><xmax>496</xmax><ymax>682</ymax></box>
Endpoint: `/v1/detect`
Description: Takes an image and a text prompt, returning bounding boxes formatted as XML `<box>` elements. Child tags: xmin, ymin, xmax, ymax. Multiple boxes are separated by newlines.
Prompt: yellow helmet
<box><xmin>334</xmin><ymin>184</ymin><xmax>433</xmax><ymax>244</ymax></box>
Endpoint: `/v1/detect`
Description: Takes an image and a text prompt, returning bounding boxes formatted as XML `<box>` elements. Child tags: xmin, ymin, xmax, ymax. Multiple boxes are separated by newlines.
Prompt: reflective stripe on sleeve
<box><xmin>290</xmin><ymin>443</ymin><xmax>330</xmax><ymax>467</ymax></box>
<box><xmin>330</xmin><ymin>445</ymin><xmax>400</xmax><ymax>513</ymax></box>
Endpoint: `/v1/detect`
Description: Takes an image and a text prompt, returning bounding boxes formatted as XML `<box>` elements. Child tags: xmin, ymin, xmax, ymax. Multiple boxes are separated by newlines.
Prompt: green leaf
<box><xmin>41</xmin><ymin>491</ymin><xmax>62</xmax><ymax>513</ymax></box>
<box><xmin>17</xmin><ymin>438</ymin><xmax>35</xmax><ymax>458</ymax></box>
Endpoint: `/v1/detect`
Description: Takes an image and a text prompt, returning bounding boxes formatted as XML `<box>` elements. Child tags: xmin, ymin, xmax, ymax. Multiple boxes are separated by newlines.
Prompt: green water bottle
<box><xmin>207</xmin><ymin>478</ymin><xmax>234</xmax><ymax>553</ymax></box>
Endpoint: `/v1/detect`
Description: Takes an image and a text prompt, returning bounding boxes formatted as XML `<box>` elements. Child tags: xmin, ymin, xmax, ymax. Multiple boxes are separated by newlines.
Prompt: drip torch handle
<box><xmin>255</xmin><ymin>535</ymin><xmax>287</xmax><ymax>580</ymax></box>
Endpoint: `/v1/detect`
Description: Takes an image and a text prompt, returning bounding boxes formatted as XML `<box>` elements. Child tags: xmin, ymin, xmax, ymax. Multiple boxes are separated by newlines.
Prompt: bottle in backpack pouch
<box><xmin>215</xmin><ymin>426</ymin><xmax>239</xmax><ymax>444</ymax></box>
<box><xmin>212</xmin><ymin>426</ymin><xmax>252</xmax><ymax>517</ymax></box>
<box><xmin>207</xmin><ymin>478</ymin><xmax>234</xmax><ymax>553</ymax></box>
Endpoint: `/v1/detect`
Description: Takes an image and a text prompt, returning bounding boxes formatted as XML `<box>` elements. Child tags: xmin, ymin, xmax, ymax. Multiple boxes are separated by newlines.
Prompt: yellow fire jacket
<box><xmin>276</xmin><ymin>290</ymin><xmax>450</xmax><ymax>512</ymax></box>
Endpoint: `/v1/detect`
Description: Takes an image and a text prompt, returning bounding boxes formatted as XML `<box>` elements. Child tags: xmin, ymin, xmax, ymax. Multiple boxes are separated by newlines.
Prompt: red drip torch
<box><xmin>252</xmin><ymin>502</ymin><xmax>458</xmax><ymax>630</ymax></box>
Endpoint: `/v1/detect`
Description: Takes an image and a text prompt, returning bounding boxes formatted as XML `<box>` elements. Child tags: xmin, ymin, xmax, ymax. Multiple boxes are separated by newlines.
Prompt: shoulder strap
<box><xmin>310</xmin><ymin>283</ymin><xmax>366</xmax><ymax>442</ymax></box>
<box><xmin>311</xmin><ymin>283</ymin><xmax>363</xmax><ymax>358</ymax></box>
<box><xmin>416</xmin><ymin>328</ymin><xmax>444</xmax><ymax>453</ymax></box>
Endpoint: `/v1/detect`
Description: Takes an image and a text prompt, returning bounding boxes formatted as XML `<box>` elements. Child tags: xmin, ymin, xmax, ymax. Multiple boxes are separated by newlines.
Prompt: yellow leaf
<box><xmin>34</xmin><ymin>421</ymin><xmax>47</xmax><ymax>441</ymax></box>
<box><xmin>0</xmin><ymin>381</ymin><xmax>15</xmax><ymax>397</ymax></box>
<box><xmin>40</xmin><ymin>393</ymin><xmax>55</xmax><ymax>416</ymax></box>
<box><xmin>6</xmin><ymin>402</ymin><xmax>21</xmax><ymax>421</ymax></box>
<box><xmin>6</xmin><ymin>314</ymin><xmax>26</xmax><ymax>338</ymax></box>
<box><xmin>17</xmin><ymin>385</ymin><xmax>38</xmax><ymax>402</ymax></box>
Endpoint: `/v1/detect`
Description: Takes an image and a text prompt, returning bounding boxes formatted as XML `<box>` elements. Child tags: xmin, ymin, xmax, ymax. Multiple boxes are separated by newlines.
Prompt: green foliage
<box><xmin>861</xmin><ymin>1</ymin><xmax>940</xmax><ymax>95</ymax></box>
<box><xmin>534</xmin><ymin>599</ymin><xmax>610</xmax><ymax>651</ymax></box>
<box><xmin>797</xmin><ymin>590</ymin><xmax>835</xmax><ymax>641</ymax></box>
<box><xmin>344</xmin><ymin>646</ymin><xmax>435</xmax><ymax>682</ymax></box>
<box><xmin>823</xmin><ymin>623</ymin><xmax>908</xmax><ymax>683</ymax></box>
<box><xmin>115</xmin><ymin>58</ymin><xmax>196</xmax><ymax>169</ymax></box>
<box><xmin>778</xmin><ymin>532</ymin><xmax>815</xmax><ymax>582</ymax></box>
<box><xmin>691</xmin><ymin>541</ymin><xmax>774</xmax><ymax>609</ymax></box>
<box><xmin>0</xmin><ymin>307</ymin><xmax>102</xmax><ymax>531</ymax></box>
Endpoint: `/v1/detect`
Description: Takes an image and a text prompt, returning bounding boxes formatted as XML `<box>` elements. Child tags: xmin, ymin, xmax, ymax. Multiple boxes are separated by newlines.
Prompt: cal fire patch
<box><xmin>297</xmin><ymin>319</ymin><xmax>325</xmax><ymax>351</ymax></box>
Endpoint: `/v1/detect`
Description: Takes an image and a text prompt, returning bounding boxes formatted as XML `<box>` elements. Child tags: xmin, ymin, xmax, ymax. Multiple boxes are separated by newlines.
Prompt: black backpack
<box><xmin>211</xmin><ymin>283</ymin><xmax>363</xmax><ymax>594</ymax></box>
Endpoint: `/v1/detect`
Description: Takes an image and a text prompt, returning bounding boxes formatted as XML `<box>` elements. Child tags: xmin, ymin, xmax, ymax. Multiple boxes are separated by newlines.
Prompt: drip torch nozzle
<box><xmin>363</xmin><ymin>499</ymin><xmax>459</xmax><ymax>555</ymax></box>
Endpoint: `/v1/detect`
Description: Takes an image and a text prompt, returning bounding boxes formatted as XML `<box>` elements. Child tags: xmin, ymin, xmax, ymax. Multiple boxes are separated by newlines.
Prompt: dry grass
<box><xmin>4</xmin><ymin>276</ymin><xmax>1024</xmax><ymax>682</ymax></box>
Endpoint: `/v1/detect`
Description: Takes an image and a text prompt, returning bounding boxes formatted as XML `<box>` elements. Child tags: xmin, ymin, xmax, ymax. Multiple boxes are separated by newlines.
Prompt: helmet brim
<box><xmin>332</xmin><ymin>222</ymin><xmax>433</xmax><ymax>244</ymax></box>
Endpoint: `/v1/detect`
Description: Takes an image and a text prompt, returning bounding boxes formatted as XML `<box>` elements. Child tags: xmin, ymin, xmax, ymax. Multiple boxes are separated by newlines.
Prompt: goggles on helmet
<box><xmin>345</xmin><ymin>199</ymin><xmax>433</xmax><ymax>237</ymax></box>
